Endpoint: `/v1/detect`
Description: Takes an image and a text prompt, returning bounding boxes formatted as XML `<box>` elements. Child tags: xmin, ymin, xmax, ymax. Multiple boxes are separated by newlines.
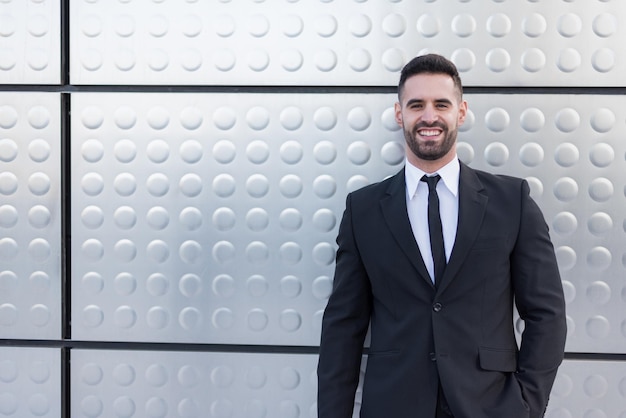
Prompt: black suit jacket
<box><xmin>317</xmin><ymin>162</ymin><xmax>567</xmax><ymax>418</ymax></box>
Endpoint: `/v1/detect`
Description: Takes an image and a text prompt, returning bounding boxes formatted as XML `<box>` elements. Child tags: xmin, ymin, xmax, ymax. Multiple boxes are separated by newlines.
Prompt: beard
<box><xmin>403</xmin><ymin>121</ymin><xmax>457</xmax><ymax>161</ymax></box>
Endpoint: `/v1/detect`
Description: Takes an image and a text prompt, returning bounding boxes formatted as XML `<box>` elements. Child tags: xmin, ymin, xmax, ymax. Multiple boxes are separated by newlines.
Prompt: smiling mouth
<box><xmin>417</xmin><ymin>128</ymin><xmax>442</xmax><ymax>138</ymax></box>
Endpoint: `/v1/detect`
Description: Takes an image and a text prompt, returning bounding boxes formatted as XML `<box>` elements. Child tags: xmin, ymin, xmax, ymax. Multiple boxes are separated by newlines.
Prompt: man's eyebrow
<box><xmin>405</xmin><ymin>98</ymin><xmax>453</xmax><ymax>106</ymax></box>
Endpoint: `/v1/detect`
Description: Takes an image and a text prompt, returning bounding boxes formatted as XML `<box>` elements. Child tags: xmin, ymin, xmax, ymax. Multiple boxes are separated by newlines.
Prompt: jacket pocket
<box><xmin>478</xmin><ymin>346</ymin><xmax>517</xmax><ymax>372</ymax></box>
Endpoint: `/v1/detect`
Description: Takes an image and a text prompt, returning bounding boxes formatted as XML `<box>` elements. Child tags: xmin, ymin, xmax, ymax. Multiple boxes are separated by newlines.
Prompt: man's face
<box><xmin>395</xmin><ymin>73</ymin><xmax>467</xmax><ymax>168</ymax></box>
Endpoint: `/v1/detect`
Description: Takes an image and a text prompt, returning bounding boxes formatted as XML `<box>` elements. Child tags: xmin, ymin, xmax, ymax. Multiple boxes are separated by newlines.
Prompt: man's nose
<box><xmin>421</xmin><ymin>105</ymin><xmax>438</xmax><ymax>123</ymax></box>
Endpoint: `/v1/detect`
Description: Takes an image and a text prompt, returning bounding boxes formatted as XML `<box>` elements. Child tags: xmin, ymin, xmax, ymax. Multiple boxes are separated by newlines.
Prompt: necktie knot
<box><xmin>421</xmin><ymin>174</ymin><xmax>441</xmax><ymax>191</ymax></box>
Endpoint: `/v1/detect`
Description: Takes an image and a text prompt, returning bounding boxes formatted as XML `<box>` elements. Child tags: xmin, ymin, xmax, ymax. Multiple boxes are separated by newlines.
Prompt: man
<box><xmin>317</xmin><ymin>54</ymin><xmax>567</xmax><ymax>418</ymax></box>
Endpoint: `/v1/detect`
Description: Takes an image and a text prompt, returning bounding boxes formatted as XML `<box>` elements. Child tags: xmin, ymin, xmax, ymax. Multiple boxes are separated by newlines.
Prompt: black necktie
<box><xmin>421</xmin><ymin>174</ymin><xmax>446</xmax><ymax>284</ymax></box>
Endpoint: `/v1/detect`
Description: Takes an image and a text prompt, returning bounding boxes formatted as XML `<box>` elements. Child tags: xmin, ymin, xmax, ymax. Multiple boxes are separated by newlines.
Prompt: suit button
<box><xmin>433</xmin><ymin>302</ymin><xmax>442</xmax><ymax>312</ymax></box>
<box><xmin>429</xmin><ymin>352</ymin><xmax>437</xmax><ymax>361</ymax></box>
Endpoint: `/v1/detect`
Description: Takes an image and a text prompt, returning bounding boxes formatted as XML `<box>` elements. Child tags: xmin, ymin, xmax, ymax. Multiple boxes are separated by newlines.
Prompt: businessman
<box><xmin>317</xmin><ymin>54</ymin><xmax>567</xmax><ymax>418</ymax></box>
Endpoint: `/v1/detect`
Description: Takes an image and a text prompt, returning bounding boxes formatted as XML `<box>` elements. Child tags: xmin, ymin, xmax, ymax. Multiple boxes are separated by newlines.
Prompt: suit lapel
<box><xmin>436</xmin><ymin>163</ymin><xmax>488</xmax><ymax>295</ymax></box>
<box><xmin>380</xmin><ymin>170</ymin><xmax>433</xmax><ymax>288</ymax></box>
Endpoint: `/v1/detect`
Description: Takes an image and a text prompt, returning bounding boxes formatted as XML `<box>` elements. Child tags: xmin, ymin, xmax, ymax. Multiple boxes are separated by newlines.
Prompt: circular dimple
<box><xmin>0</xmin><ymin>172</ymin><xmax>18</xmax><ymax>195</ymax></box>
<box><xmin>146</xmin><ymin>206</ymin><xmax>170</xmax><ymax>230</ymax></box>
<box><xmin>246</xmin><ymin>208</ymin><xmax>269</xmax><ymax>231</ymax></box>
<box><xmin>451</xmin><ymin>13</ymin><xmax>476</xmax><ymax>37</ymax></box>
<box><xmin>583</xmin><ymin>374</ymin><xmax>609</xmax><ymax>399</ymax></box>
<box><xmin>589</xmin><ymin>143</ymin><xmax>614</xmax><ymax>168</ymax></box>
<box><xmin>485</xmin><ymin>48</ymin><xmax>510</xmax><ymax>72</ymax></box>
<box><xmin>0</xmin><ymin>271</ymin><xmax>18</xmax><ymax>293</ymax></box>
<box><xmin>280</xmin><ymin>242</ymin><xmax>303</xmax><ymax>265</ymax></box>
<box><xmin>214</xmin><ymin>14</ymin><xmax>235</xmax><ymax>37</ymax></box>
<box><xmin>114</xmin><ymin>239</ymin><xmax>137</xmax><ymax>262</ymax></box>
<box><xmin>82</xmin><ymin>238</ymin><xmax>104</xmax><ymax>261</ymax></box>
<box><xmin>312</xmin><ymin>276</ymin><xmax>333</xmax><ymax>300</ymax></box>
<box><xmin>81</xmin><ymin>139</ymin><xmax>104</xmax><ymax>163</ymax></box>
<box><xmin>212</xmin><ymin>307</ymin><xmax>234</xmax><ymax>329</ymax></box>
<box><xmin>557</xmin><ymin>13</ymin><xmax>582</xmax><ymax>37</ymax></box>
<box><xmin>113</xmin><ymin>139</ymin><xmax>136</xmax><ymax>163</ymax></box>
<box><xmin>554</xmin><ymin>143</ymin><xmax>579</xmax><ymax>167</ymax></box>
<box><xmin>519</xmin><ymin>143</ymin><xmax>544</xmax><ymax>167</ymax></box>
<box><xmin>280</xmin><ymin>275</ymin><xmax>302</xmax><ymax>298</ymax></box>
<box><xmin>279</xmin><ymin>174</ymin><xmax>303</xmax><ymax>198</ymax></box>
<box><xmin>555</xmin><ymin>108</ymin><xmax>580</xmax><ymax>133</ymax></box>
<box><xmin>347</xmin><ymin>107</ymin><xmax>371</xmax><ymax>131</ymax></box>
<box><xmin>313</xmin><ymin>107</ymin><xmax>337</xmax><ymax>131</ymax></box>
<box><xmin>280</xmin><ymin>107</ymin><xmax>303</xmax><ymax>131</ymax></box>
<box><xmin>592</xmin><ymin>48</ymin><xmax>615</xmax><ymax>73</ymax></box>
<box><xmin>114</xmin><ymin>272</ymin><xmax>137</xmax><ymax>296</ymax></box>
<box><xmin>114</xmin><ymin>206</ymin><xmax>136</xmax><ymax>229</ymax></box>
<box><xmin>588</xmin><ymin>178</ymin><xmax>613</xmax><ymax>202</ymax></box>
<box><xmin>313</xmin><ymin>242</ymin><xmax>335</xmax><ymax>266</ymax></box>
<box><xmin>0</xmin><ymin>49</ymin><xmax>17</xmax><ymax>71</ymax></box>
<box><xmin>0</xmin><ymin>238</ymin><xmax>18</xmax><ymax>261</ymax></box>
<box><xmin>246</xmin><ymin>241</ymin><xmax>270</xmax><ymax>264</ymax></box>
<box><xmin>553</xmin><ymin>177</ymin><xmax>578</xmax><ymax>202</ymax></box>
<box><xmin>212</xmin><ymin>241</ymin><xmax>236</xmax><ymax>264</ymax></box>
<box><xmin>146</xmin><ymin>173</ymin><xmax>169</xmax><ymax>197</ymax></box>
<box><xmin>30</xmin><ymin>271</ymin><xmax>50</xmax><ymax>293</ymax></box>
<box><xmin>280</xmin><ymin>309</ymin><xmax>302</xmax><ymax>332</ymax></box>
<box><xmin>147</xmin><ymin>240</ymin><xmax>170</xmax><ymax>263</ymax></box>
<box><xmin>212</xmin><ymin>274</ymin><xmax>235</xmax><ymax>298</ymax></box>
<box><xmin>521</xmin><ymin>48</ymin><xmax>546</xmax><ymax>73</ymax></box>
<box><xmin>213</xmin><ymin>207</ymin><xmax>236</xmax><ymax>231</ymax></box>
<box><xmin>450</xmin><ymin>48</ymin><xmax>476</xmax><ymax>73</ymax></box>
<box><xmin>382</xmin><ymin>107</ymin><xmax>400</xmax><ymax>132</ymax></box>
<box><xmin>212</xmin><ymin>140</ymin><xmax>236</xmax><ymax>164</ymax></box>
<box><xmin>29</xmin><ymin>304</ymin><xmax>51</xmax><ymax>327</ymax></box>
<box><xmin>314</xmin><ymin>49</ymin><xmax>338</xmax><ymax>72</ymax></box>
<box><xmin>313</xmin><ymin>208</ymin><xmax>336</xmax><ymax>232</ymax></box>
<box><xmin>247</xmin><ymin>275</ymin><xmax>268</xmax><ymax>298</ymax></box>
<box><xmin>382</xmin><ymin>13</ymin><xmax>405</xmax><ymax>37</ymax></box>
<box><xmin>553</xmin><ymin>212</ymin><xmax>578</xmax><ymax>235</ymax></box>
<box><xmin>519</xmin><ymin>108</ymin><xmax>545</xmax><ymax>132</ymax></box>
<box><xmin>587</xmin><ymin>246</ymin><xmax>612</xmax><ymax>270</ymax></box>
<box><xmin>179</xmin><ymin>173</ymin><xmax>202</xmax><ymax>197</ymax></box>
<box><xmin>347</xmin><ymin>175</ymin><xmax>369</xmax><ymax>192</ymax></box>
<box><xmin>313</xmin><ymin>175</ymin><xmax>337</xmax><ymax>198</ymax></box>
<box><xmin>28</xmin><ymin>238</ymin><xmax>51</xmax><ymax>262</ymax></box>
<box><xmin>315</xmin><ymin>14</ymin><xmax>337</xmax><ymax>37</ymax></box>
<box><xmin>83</xmin><ymin>305</ymin><xmax>104</xmax><ymax>327</ymax></box>
<box><xmin>279</xmin><ymin>367</ymin><xmax>301</xmax><ymax>390</ymax></box>
<box><xmin>280</xmin><ymin>49</ymin><xmax>303</xmax><ymax>72</ymax></box>
<box><xmin>114</xmin><ymin>396</ymin><xmax>135</xmax><ymax>417</ymax></box>
<box><xmin>246</xmin><ymin>107</ymin><xmax>270</xmax><ymax>131</ymax></box>
<box><xmin>593</xmin><ymin>13</ymin><xmax>617</xmax><ymax>37</ymax></box>
<box><xmin>246</xmin><ymin>366</ymin><xmax>267</xmax><ymax>389</ymax></box>
<box><xmin>178</xmin><ymin>365</ymin><xmax>199</xmax><ymax>388</ymax></box>
<box><xmin>0</xmin><ymin>359</ymin><xmax>18</xmax><ymax>382</ymax></box>
<box><xmin>81</xmin><ymin>272</ymin><xmax>103</xmax><ymax>295</ymax></box>
<box><xmin>586</xmin><ymin>315</ymin><xmax>610</xmax><ymax>339</ymax></box>
<box><xmin>27</xmin><ymin>106</ymin><xmax>51</xmax><ymax>129</ymax></box>
<box><xmin>146</xmin><ymin>273</ymin><xmax>169</xmax><ymax>297</ymax></box>
<box><xmin>146</xmin><ymin>307</ymin><xmax>169</xmax><ymax>329</ymax></box>
<box><xmin>486</xmin><ymin>13</ymin><xmax>511</xmax><ymax>37</ymax></box>
<box><xmin>586</xmin><ymin>281</ymin><xmax>611</xmax><ymax>306</ymax></box>
<box><xmin>179</xmin><ymin>240</ymin><xmax>202</xmax><ymax>264</ymax></box>
<box><xmin>522</xmin><ymin>13</ymin><xmax>547</xmax><ymax>37</ymax></box>
<box><xmin>280</xmin><ymin>140</ymin><xmax>303</xmax><ymax>165</ymax></box>
<box><xmin>81</xmin><ymin>106</ymin><xmax>104</xmax><ymax>130</ymax></box>
<box><xmin>246</xmin><ymin>174</ymin><xmax>270</xmax><ymax>198</ymax></box>
<box><xmin>0</xmin><ymin>14</ymin><xmax>16</xmax><ymax>37</ymax></box>
<box><xmin>246</xmin><ymin>140</ymin><xmax>270</xmax><ymax>164</ymax></box>
<box><xmin>179</xmin><ymin>140</ymin><xmax>203</xmax><ymax>164</ymax></box>
<box><xmin>113</xmin><ymin>172</ymin><xmax>136</xmax><ymax>196</ymax></box>
<box><xmin>347</xmin><ymin>141</ymin><xmax>371</xmax><ymax>165</ymax></box>
<box><xmin>0</xmin><ymin>106</ymin><xmax>18</xmax><ymax>129</ymax></box>
<box><xmin>484</xmin><ymin>142</ymin><xmax>509</xmax><ymax>167</ymax></box>
<box><xmin>562</xmin><ymin>281</ymin><xmax>576</xmax><ymax>304</ymax></box>
<box><xmin>555</xmin><ymin>246</ymin><xmax>577</xmax><ymax>272</ymax></box>
<box><xmin>314</xmin><ymin>141</ymin><xmax>337</xmax><ymax>165</ymax></box>
<box><xmin>145</xmin><ymin>364</ymin><xmax>168</xmax><ymax>388</ymax></box>
<box><xmin>28</xmin><ymin>172</ymin><xmax>50</xmax><ymax>195</ymax></box>
<box><xmin>281</xmin><ymin>14</ymin><xmax>303</xmax><ymax>37</ymax></box>
<box><xmin>590</xmin><ymin>108</ymin><xmax>616</xmax><ymax>133</ymax></box>
<box><xmin>179</xmin><ymin>107</ymin><xmax>203</xmax><ymax>130</ymax></box>
<box><xmin>526</xmin><ymin>175</ymin><xmax>545</xmax><ymax>200</ymax></box>
<box><xmin>0</xmin><ymin>139</ymin><xmax>17</xmax><ymax>163</ymax></box>
<box><xmin>248</xmin><ymin>14</ymin><xmax>269</xmax><ymax>37</ymax></box>
<box><xmin>29</xmin><ymin>205</ymin><xmax>51</xmax><ymax>228</ymax></box>
<box><xmin>179</xmin><ymin>307</ymin><xmax>202</xmax><ymax>330</ymax></box>
<box><xmin>0</xmin><ymin>205</ymin><xmax>18</xmax><ymax>228</ymax></box>
<box><xmin>557</xmin><ymin>48</ymin><xmax>582</xmax><ymax>73</ymax></box>
<box><xmin>348</xmin><ymin>48</ymin><xmax>371</xmax><ymax>72</ymax></box>
<box><xmin>279</xmin><ymin>208</ymin><xmax>302</xmax><ymax>232</ymax></box>
<box><xmin>247</xmin><ymin>309</ymin><xmax>269</xmax><ymax>331</ymax></box>
<box><xmin>381</xmin><ymin>141</ymin><xmax>405</xmax><ymax>165</ymax></box>
<box><xmin>147</xmin><ymin>139</ymin><xmax>170</xmax><ymax>163</ymax></box>
<box><xmin>417</xmin><ymin>13</ymin><xmax>440</xmax><ymax>37</ymax></box>
<box><xmin>588</xmin><ymin>212</ymin><xmax>613</xmax><ymax>236</ymax></box>
<box><xmin>180</xmin><ymin>206</ymin><xmax>203</xmax><ymax>230</ymax></box>
<box><xmin>114</xmin><ymin>306</ymin><xmax>136</xmax><ymax>329</ymax></box>
<box><xmin>349</xmin><ymin>14</ymin><xmax>372</xmax><ymax>37</ymax></box>
<box><xmin>485</xmin><ymin>108</ymin><xmax>510</xmax><ymax>132</ymax></box>
<box><xmin>213</xmin><ymin>107</ymin><xmax>237</xmax><ymax>130</ymax></box>
<box><xmin>81</xmin><ymin>363</ymin><xmax>103</xmax><ymax>386</ymax></box>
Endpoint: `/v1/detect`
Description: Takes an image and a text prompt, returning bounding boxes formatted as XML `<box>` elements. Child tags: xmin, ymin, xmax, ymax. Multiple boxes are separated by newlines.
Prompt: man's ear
<box><xmin>394</xmin><ymin>102</ymin><xmax>403</xmax><ymax>127</ymax></box>
<box><xmin>458</xmin><ymin>100</ymin><xmax>468</xmax><ymax>126</ymax></box>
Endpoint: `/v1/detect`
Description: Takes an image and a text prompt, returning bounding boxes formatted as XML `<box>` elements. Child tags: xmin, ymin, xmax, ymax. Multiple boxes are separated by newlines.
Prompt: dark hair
<box><xmin>398</xmin><ymin>54</ymin><xmax>463</xmax><ymax>100</ymax></box>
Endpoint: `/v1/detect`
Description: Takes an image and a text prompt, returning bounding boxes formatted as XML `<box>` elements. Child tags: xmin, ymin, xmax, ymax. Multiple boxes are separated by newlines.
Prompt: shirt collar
<box><xmin>405</xmin><ymin>157</ymin><xmax>460</xmax><ymax>199</ymax></box>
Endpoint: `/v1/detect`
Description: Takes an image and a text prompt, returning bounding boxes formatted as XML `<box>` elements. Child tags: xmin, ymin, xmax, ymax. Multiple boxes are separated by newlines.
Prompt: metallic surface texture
<box><xmin>0</xmin><ymin>92</ymin><xmax>61</xmax><ymax>340</ymax></box>
<box><xmin>70</xmin><ymin>0</ymin><xmax>626</xmax><ymax>86</ymax></box>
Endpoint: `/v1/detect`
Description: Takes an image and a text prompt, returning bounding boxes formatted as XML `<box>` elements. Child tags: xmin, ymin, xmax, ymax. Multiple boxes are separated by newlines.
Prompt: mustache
<box><xmin>414</xmin><ymin>122</ymin><xmax>447</xmax><ymax>130</ymax></box>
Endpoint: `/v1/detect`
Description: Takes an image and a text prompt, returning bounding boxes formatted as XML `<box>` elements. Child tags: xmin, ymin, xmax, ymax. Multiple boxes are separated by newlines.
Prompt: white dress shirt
<box><xmin>405</xmin><ymin>158</ymin><xmax>460</xmax><ymax>283</ymax></box>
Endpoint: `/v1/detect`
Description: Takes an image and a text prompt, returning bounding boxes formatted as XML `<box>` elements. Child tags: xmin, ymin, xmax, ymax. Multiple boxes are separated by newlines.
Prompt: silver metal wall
<box><xmin>1</xmin><ymin>1</ymin><xmax>625</xmax><ymax>417</ymax></box>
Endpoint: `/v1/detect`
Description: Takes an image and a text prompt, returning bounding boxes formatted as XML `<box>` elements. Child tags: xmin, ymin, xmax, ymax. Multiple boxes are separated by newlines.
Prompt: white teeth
<box><xmin>418</xmin><ymin>129</ymin><xmax>440</xmax><ymax>137</ymax></box>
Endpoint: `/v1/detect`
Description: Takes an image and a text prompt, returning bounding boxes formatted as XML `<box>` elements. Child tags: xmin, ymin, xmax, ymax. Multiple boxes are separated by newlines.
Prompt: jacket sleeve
<box><xmin>317</xmin><ymin>193</ymin><xmax>372</xmax><ymax>418</ymax></box>
<box><xmin>511</xmin><ymin>180</ymin><xmax>567</xmax><ymax>418</ymax></box>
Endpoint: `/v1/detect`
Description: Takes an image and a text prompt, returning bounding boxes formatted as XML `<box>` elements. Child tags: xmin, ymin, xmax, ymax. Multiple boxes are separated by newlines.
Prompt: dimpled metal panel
<box><xmin>70</xmin><ymin>92</ymin><xmax>403</xmax><ymax>344</ymax></box>
<box><xmin>0</xmin><ymin>347</ymin><xmax>61</xmax><ymax>417</ymax></box>
<box><xmin>0</xmin><ymin>93</ymin><xmax>61</xmax><ymax>340</ymax></box>
<box><xmin>0</xmin><ymin>0</ymin><xmax>61</xmax><ymax>84</ymax></box>
<box><xmin>71</xmin><ymin>349</ymin><xmax>317</xmax><ymax>418</ymax></box>
<box><xmin>69</xmin><ymin>0</ymin><xmax>626</xmax><ymax>86</ymax></box>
